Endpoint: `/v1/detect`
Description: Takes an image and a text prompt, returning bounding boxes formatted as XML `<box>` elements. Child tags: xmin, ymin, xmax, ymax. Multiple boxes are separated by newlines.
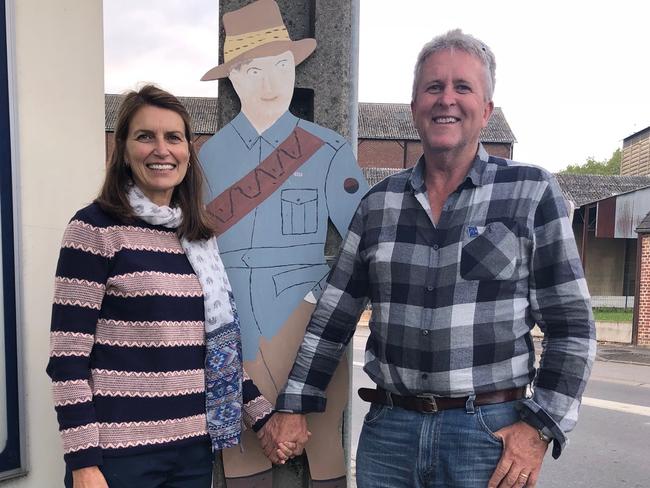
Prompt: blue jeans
<box><xmin>356</xmin><ymin>398</ymin><xmax>521</xmax><ymax>488</ymax></box>
<box><xmin>64</xmin><ymin>441</ymin><xmax>213</xmax><ymax>488</ymax></box>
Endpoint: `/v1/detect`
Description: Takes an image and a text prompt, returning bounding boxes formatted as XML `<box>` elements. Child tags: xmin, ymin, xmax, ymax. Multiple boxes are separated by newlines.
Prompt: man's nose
<box><xmin>436</xmin><ymin>86</ymin><xmax>456</xmax><ymax>106</ymax></box>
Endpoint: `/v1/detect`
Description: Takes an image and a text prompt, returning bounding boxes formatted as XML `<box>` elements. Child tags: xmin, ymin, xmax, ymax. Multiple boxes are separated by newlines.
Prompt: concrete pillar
<box><xmin>1</xmin><ymin>0</ymin><xmax>105</xmax><ymax>486</ymax></box>
<box><xmin>213</xmin><ymin>1</ymin><xmax>358</xmax><ymax>486</ymax></box>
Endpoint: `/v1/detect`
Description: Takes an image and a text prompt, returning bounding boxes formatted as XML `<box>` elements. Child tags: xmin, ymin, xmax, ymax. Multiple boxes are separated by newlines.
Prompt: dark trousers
<box><xmin>64</xmin><ymin>441</ymin><xmax>213</xmax><ymax>488</ymax></box>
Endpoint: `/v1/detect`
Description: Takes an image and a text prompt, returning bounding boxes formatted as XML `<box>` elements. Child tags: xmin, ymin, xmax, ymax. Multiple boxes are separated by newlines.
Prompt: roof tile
<box><xmin>106</xmin><ymin>95</ymin><xmax>516</xmax><ymax>144</ymax></box>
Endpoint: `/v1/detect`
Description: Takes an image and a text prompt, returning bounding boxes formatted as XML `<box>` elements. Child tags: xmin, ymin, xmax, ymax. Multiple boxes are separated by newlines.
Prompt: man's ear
<box><xmin>482</xmin><ymin>100</ymin><xmax>494</xmax><ymax>127</ymax></box>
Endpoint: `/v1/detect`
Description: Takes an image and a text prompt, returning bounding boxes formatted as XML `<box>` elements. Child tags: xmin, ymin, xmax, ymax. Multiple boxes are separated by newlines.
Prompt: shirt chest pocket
<box><xmin>460</xmin><ymin>222</ymin><xmax>518</xmax><ymax>281</ymax></box>
<box><xmin>281</xmin><ymin>188</ymin><xmax>318</xmax><ymax>235</ymax></box>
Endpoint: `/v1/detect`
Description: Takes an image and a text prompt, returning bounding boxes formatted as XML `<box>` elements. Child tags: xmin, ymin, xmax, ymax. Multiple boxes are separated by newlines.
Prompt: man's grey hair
<box><xmin>411</xmin><ymin>29</ymin><xmax>496</xmax><ymax>102</ymax></box>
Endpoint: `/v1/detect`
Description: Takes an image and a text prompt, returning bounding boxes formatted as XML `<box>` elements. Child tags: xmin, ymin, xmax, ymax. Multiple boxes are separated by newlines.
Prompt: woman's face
<box><xmin>124</xmin><ymin>105</ymin><xmax>190</xmax><ymax>207</ymax></box>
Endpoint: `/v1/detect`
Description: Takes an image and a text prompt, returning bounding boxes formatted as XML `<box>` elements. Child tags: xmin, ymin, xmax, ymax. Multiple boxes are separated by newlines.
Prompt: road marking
<box><xmin>581</xmin><ymin>397</ymin><xmax>650</xmax><ymax>417</ymax></box>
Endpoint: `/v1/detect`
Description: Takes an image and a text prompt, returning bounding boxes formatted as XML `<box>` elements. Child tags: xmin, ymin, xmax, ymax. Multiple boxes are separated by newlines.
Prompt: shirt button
<box><xmin>421</xmin><ymin>373</ymin><xmax>428</xmax><ymax>379</ymax></box>
<box><xmin>433</xmin><ymin>244</ymin><xmax>439</xmax><ymax>250</ymax></box>
<box><xmin>426</xmin><ymin>285</ymin><xmax>434</xmax><ymax>291</ymax></box>
<box><xmin>422</xmin><ymin>330</ymin><xmax>429</xmax><ymax>336</ymax></box>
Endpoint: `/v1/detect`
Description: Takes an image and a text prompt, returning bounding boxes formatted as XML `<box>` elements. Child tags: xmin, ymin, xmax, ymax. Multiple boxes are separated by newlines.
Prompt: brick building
<box><xmin>105</xmin><ymin>95</ymin><xmax>517</xmax><ymax>166</ymax></box>
<box><xmin>105</xmin><ymin>94</ymin><xmax>217</xmax><ymax>162</ymax></box>
<box><xmin>621</xmin><ymin>125</ymin><xmax>650</xmax><ymax>176</ymax></box>
<box><xmin>635</xmin><ymin>214</ymin><xmax>650</xmax><ymax>345</ymax></box>
<box><xmin>357</xmin><ymin>102</ymin><xmax>516</xmax><ymax>168</ymax></box>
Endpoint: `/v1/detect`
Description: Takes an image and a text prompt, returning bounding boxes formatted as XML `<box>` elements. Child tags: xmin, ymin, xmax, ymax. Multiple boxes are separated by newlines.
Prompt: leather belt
<box><xmin>358</xmin><ymin>386</ymin><xmax>526</xmax><ymax>413</ymax></box>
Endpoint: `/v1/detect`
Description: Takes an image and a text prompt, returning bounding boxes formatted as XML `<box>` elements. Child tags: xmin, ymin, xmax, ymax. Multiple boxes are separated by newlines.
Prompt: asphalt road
<box><xmin>349</xmin><ymin>328</ymin><xmax>650</xmax><ymax>487</ymax></box>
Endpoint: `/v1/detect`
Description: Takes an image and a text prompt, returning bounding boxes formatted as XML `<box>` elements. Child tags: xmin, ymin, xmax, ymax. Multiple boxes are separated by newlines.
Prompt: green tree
<box><xmin>560</xmin><ymin>149</ymin><xmax>621</xmax><ymax>175</ymax></box>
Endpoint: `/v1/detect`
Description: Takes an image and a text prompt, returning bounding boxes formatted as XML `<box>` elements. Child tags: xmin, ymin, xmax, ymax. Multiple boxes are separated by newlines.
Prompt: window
<box><xmin>0</xmin><ymin>0</ymin><xmax>22</xmax><ymax>480</ymax></box>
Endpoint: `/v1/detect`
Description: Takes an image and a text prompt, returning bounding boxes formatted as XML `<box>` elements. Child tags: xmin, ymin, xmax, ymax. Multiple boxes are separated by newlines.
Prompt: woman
<box><xmin>47</xmin><ymin>85</ymin><xmax>290</xmax><ymax>487</ymax></box>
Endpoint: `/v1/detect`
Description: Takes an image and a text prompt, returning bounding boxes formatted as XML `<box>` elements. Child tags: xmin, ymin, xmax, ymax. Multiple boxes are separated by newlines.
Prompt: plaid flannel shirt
<box><xmin>276</xmin><ymin>145</ymin><xmax>596</xmax><ymax>458</ymax></box>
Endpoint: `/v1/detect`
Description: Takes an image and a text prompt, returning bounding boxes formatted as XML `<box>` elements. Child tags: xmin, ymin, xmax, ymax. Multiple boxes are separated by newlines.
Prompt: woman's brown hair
<box><xmin>96</xmin><ymin>84</ymin><xmax>214</xmax><ymax>241</ymax></box>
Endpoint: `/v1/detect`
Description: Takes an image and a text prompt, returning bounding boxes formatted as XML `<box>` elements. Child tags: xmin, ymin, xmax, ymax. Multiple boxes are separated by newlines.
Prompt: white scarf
<box><xmin>128</xmin><ymin>184</ymin><xmax>242</xmax><ymax>450</ymax></box>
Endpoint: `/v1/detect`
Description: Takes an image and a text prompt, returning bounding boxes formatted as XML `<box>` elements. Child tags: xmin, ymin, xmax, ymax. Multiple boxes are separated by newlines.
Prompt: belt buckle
<box><xmin>417</xmin><ymin>393</ymin><xmax>438</xmax><ymax>413</ymax></box>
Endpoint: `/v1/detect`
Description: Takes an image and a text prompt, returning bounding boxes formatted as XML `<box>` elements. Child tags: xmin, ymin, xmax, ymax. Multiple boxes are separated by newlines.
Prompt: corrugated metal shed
<box><xmin>555</xmin><ymin>174</ymin><xmax>650</xmax><ymax>207</ymax></box>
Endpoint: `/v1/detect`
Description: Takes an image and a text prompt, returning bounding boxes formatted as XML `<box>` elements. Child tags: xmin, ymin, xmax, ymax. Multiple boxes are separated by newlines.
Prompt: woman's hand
<box><xmin>72</xmin><ymin>466</ymin><xmax>109</xmax><ymax>488</ymax></box>
<box><xmin>274</xmin><ymin>441</ymin><xmax>298</xmax><ymax>464</ymax></box>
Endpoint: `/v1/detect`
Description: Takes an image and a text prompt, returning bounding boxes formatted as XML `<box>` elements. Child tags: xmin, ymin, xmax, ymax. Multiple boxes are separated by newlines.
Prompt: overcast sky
<box><xmin>104</xmin><ymin>0</ymin><xmax>650</xmax><ymax>173</ymax></box>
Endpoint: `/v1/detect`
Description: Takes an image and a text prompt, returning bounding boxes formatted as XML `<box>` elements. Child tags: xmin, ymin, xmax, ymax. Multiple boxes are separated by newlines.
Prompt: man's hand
<box><xmin>257</xmin><ymin>413</ymin><xmax>310</xmax><ymax>463</ymax></box>
<box><xmin>487</xmin><ymin>421</ymin><xmax>549</xmax><ymax>488</ymax></box>
<box><xmin>72</xmin><ymin>466</ymin><xmax>109</xmax><ymax>488</ymax></box>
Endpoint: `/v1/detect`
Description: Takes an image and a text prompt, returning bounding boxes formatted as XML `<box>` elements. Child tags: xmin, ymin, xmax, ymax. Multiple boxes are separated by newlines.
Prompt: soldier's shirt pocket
<box><xmin>281</xmin><ymin>188</ymin><xmax>318</xmax><ymax>235</ymax></box>
<box><xmin>460</xmin><ymin>222</ymin><xmax>518</xmax><ymax>281</ymax></box>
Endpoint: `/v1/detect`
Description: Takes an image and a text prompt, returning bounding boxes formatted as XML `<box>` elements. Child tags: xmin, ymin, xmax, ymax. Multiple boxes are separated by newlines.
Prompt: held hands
<box><xmin>72</xmin><ymin>466</ymin><xmax>109</xmax><ymax>488</ymax></box>
<box><xmin>257</xmin><ymin>413</ymin><xmax>311</xmax><ymax>464</ymax></box>
<box><xmin>487</xmin><ymin>421</ymin><xmax>549</xmax><ymax>488</ymax></box>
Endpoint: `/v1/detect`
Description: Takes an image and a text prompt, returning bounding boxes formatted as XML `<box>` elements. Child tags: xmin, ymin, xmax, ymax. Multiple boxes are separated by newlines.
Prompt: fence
<box><xmin>591</xmin><ymin>296</ymin><xmax>635</xmax><ymax>309</ymax></box>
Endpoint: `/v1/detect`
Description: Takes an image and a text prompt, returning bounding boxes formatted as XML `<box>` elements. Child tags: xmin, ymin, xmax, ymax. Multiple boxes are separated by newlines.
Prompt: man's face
<box><xmin>229</xmin><ymin>51</ymin><xmax>295</xmax><ymax>117</ymax></box>
<box><xmin>411</xmin><ymin>49</ymin><xmax>493</xmax><ymax>157</ymax></box>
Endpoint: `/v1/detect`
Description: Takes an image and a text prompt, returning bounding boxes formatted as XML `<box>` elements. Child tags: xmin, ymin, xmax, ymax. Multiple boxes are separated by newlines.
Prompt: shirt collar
<box><xmin>408</xmin><ymin>143</ymin><xmax>492</xmax><ymax>193</ymax></box>
<box><xmin>230</xmin><ymin>111</ymin><xmax>298</xmax><ymax>150</ymax></box>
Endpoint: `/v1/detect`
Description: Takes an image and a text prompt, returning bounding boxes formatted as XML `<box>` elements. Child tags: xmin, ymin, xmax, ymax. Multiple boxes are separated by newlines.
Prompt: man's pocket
<box><xmin>460</xmin><ymin>222</ymin><xmax>518</xmax><ymax>281</ymax></box>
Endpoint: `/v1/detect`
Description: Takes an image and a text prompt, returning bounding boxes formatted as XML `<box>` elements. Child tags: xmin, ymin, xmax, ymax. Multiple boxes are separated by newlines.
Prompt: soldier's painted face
<box><xmin>229</xmin><ymin>51</ymin><xmax>295</xmax><ymax>123</ymax></box>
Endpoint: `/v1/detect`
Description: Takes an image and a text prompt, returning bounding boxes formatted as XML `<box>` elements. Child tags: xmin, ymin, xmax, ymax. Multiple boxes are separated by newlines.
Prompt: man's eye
<box><xmin>456</xmin><ymin>84</ymin><xmax>471</xmax><ymax>93</ymax></box>
<box><xmin>426</xmin><ymin>84</ymin><xmax>442</xmax><ymax>93</ymax></box>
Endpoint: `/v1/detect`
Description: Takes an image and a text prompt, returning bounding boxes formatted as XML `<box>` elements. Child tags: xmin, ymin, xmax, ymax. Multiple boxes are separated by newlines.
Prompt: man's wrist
<box><xmin>520</xmin><ymin>416</ymin><xmax>553</xmax><ymax>443</ymax></box>
<box><xmin>536</xmin><ymin>427</ymin><xmax>553</xmax><ymax>443</ymax></box>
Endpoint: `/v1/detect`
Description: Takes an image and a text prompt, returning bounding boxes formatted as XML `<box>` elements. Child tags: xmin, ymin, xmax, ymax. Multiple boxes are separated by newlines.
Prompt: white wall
<box><xmin>2</xmin><ymin>0</ymin><xmax>104</xmax><ymax>485</ymax></box>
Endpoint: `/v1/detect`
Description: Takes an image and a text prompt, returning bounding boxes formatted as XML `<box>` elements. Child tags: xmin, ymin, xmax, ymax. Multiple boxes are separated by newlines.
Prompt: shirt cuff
<box><xmin>275</xmin><ymin>392</ymin><xmax>326</xmax><ymax>414</ymax></box>
<box><xmin>517</xmin><ymin>398</ymin><xmax>566</xmax><ymax>459</ymax></box>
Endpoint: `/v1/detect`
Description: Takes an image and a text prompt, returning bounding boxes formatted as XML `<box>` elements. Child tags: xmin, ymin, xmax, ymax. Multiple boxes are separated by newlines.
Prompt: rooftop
<box><xmin>105</xmin><ymin>95</ymin><xmax>516</xmax><ymax>144</ymax></box>
<box><xmin>637</xmin><ymin>211</ymin><xmax>650</xmax><ymax>233</ymax></box>
<box><xmin>554</xmin><ymin>174</ymin><xmax>650</xmax><ymax>207</ymax></box>
<box><xmin>358</xmin><ymin>103</ymin><xmax>516</xmax><ymax>144</ymax></box>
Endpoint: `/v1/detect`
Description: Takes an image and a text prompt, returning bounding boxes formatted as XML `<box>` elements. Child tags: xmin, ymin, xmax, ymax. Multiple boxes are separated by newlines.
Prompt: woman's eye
<box><xmin>247</xmin><ymin>68</ymin><xmax>261</xmax><ymax>76</ymax></box>
<box><xmin>136</xmin><ymin>133</ymin><xmax>152</xmax><ymax>141</ymax></box>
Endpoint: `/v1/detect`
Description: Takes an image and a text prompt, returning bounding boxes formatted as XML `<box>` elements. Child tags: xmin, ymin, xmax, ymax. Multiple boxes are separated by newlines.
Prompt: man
<box><xmin>267</xmin><ymin>29</ymin><xmax>596</xmax><ymax>487</ymax></box>
<box><xmin>199</xmin><ymin>1</ymin><xmax>368</xmax><ymax>486</ymax></box>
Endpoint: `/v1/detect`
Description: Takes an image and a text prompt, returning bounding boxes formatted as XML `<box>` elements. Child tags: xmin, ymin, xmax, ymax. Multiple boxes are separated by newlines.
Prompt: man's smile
<box><xmin>432</xmin><ymin>116</ymin><xmax>461</xmax><ymax>124</ymax></box>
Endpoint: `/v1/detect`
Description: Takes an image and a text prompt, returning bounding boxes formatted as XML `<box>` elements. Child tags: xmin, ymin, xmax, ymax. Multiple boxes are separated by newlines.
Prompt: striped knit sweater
<box><xmin>47</xmin><ymin>203</ymin><xmax>273</xmax><ymax>470</ymax></box>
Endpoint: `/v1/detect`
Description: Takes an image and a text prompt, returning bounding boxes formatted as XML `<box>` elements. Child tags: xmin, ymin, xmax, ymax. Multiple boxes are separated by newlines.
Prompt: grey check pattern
<box><xmin>276</xmin><ymin>145</ymin><xmax>595</xmax><ymax>457</ymax></box>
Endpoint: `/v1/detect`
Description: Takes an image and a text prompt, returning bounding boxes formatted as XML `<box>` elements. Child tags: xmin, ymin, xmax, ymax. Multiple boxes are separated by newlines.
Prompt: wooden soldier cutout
<box><xmin>199</xmin><ymin>1</ymin><xmax>368</xmax><ymax>486</ymax></box>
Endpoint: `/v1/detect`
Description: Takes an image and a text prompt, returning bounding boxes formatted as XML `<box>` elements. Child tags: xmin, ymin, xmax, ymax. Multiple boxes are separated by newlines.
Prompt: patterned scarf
<box><xmin>127</xmin><ymin>184</ymin><xmax>242</xmax><ymax>451</ymax></box>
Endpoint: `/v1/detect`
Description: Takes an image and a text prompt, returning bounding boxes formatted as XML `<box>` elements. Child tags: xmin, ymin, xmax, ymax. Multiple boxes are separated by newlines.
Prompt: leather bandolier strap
<box><xmin>207</xmin><ymin>126</ymin><xmax>325</xmax><ymax>236</ymax></box>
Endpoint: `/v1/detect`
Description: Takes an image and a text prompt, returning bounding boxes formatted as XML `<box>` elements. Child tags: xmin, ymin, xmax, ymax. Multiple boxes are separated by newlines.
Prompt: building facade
<box><xmin>621</xmin><ymin>126</ymin><xmax>650</xmax><ymax>176</ymax></box>
<box><xmin>105</xmin><ymin>96</ymin><xmax>518</xmax><ymax>167</ymax></box>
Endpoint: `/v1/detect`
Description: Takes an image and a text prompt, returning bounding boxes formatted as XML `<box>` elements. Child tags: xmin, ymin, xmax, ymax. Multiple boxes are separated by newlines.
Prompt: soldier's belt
<box><xmin>221</xmin><ymin>243</ymin><xmax>326</xmax><ymax>268</ymax></box>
